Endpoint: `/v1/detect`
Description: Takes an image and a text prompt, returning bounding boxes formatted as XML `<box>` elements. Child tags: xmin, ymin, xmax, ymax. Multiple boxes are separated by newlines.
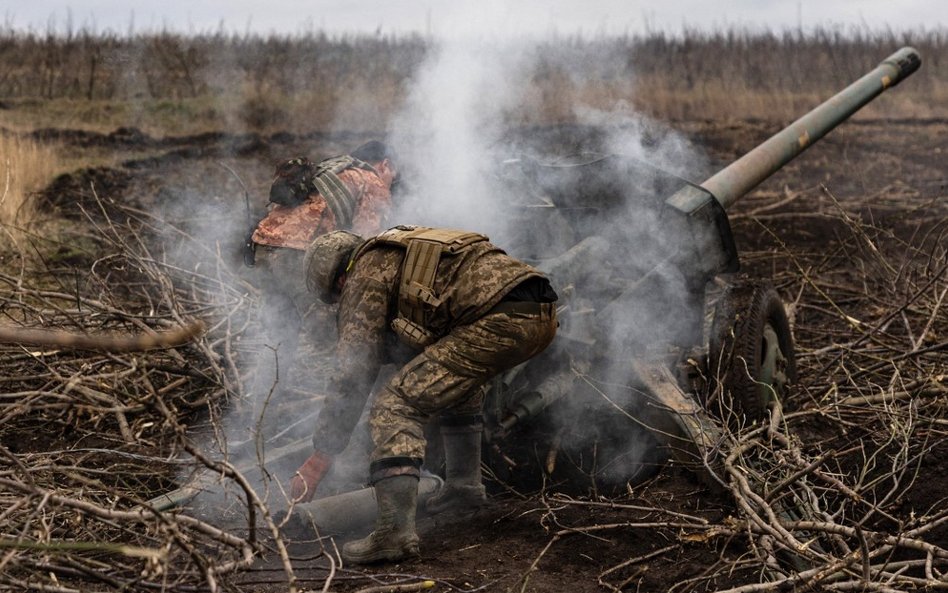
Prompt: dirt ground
<box><xmin>5</xmin><ymin>115</ymin><xmax>947</xmax><ymax>592</ymax></box>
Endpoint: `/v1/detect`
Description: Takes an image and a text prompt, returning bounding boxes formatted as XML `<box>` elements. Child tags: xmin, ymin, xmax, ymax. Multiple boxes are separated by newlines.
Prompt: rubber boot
<box><xmin>425</xmin><ymin>424</ymin><xmax>487</xmax><ymax>514</ymax></box>
<box><xmin>341</xmin><ymin>475</ymin><xmax>420</xmax><ymax>564</ymax></box>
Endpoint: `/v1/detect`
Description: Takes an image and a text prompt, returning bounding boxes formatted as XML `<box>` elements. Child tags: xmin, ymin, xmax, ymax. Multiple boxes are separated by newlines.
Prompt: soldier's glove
<box><xmin>289</xmin><ymin>451</ymin><xmax>333</xmax><ymax>503</ymax></box>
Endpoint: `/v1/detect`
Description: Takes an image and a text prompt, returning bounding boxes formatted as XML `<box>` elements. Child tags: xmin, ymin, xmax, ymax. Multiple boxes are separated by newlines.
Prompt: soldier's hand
<box><xmin>289</xmin><ymin>451</ymin><xmax>333</xmax><ymax>503</ymax></box>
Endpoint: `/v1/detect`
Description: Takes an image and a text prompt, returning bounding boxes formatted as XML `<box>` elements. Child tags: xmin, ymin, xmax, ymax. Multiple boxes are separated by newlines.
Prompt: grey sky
<box><xmin>3</xmin><ymin>0</ymin><xmax>946</xmax><ymax>36</ymax></box>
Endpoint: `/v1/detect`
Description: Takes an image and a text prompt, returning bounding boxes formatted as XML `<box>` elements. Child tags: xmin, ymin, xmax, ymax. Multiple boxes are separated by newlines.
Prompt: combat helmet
<box><xmin>304</xmin><ymin>231</ymin><xmax>364</xmax><ymax>303</ymax></box>
<box><xmin>269</xmin><ymin>157</ymin><xmax>316</xmax><ymax>206</ymax></box>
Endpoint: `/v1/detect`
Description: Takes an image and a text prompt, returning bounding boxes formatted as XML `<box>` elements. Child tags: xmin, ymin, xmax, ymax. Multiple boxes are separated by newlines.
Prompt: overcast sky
<box><xmin>3</xmin><ymin>0</ymin><xmax>946</xmax><ymax>37</ymax></box>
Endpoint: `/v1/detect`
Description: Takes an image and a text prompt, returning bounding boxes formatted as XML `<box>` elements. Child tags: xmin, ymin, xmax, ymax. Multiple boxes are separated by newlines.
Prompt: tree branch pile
<box><xmin>684</xmin><ymin>192</ymin><xmax>946</xmax><ymax>590</ymax></box>
<box><xmin>511</xmin><ymin>191</ymin><xmax>946</xmax><ymax>592</ymax></box>
<box><xmin>0</xmin><ymin>205</ymin><xmax>276</xmax><ymax>592</ymax></box>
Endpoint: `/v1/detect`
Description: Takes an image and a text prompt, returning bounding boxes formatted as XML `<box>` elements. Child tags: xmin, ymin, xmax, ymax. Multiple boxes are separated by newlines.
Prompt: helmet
<box><xmin>304</xmin><ymin>231</ymin><xmax>364</xmax><ymax>303</ymax></box>
<box><xmin>269</xmin><ymin>156</ymin><xmax>315</xmax><ymax>206</ymax></box>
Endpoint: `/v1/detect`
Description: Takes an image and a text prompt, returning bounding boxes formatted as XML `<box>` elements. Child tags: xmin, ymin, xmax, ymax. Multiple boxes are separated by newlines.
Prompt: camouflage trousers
<box><xmin>370</xmin><ymin>305</ymin><xmax>557</xmax><ymax>462</ymax></box>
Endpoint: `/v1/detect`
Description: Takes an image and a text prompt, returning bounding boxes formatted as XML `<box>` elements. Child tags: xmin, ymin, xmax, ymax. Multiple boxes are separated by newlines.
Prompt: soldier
<box><xmin>292</xmin><ymin>226</ymin><xmax>558</xmax><ymax>564</ymax></box>
<box><xmin>244</xmin><ymin>141</ymin><xmax>398</xmax><ymax>420</ymax></box>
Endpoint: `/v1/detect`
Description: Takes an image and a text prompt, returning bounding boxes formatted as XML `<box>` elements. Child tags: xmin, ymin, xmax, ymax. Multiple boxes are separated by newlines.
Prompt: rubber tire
<box><xmin>708</xmin><ymin>280</ymin><xmax>797</xmax><ymax>422</ymax></box>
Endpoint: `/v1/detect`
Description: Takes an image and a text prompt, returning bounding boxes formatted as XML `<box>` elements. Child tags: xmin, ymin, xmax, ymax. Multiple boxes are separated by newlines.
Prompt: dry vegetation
<box><xmin>716</xmin><ymin>190</ymin><xmax>947</xmax><ymax>592</ymax></box>
<box><xmin>0</xmin><ymin>26</ymin><xmax>946</xmax><ymax>136</ymax></box>
<box><xmin>0</xmin><ymin>134</ymin><xmax>59</xmax><ymax>239</ymax></box>
<box><xmin>0</xmin><ymin>206</ymin><xmax>261</xmax><ymax>591</ymax></box>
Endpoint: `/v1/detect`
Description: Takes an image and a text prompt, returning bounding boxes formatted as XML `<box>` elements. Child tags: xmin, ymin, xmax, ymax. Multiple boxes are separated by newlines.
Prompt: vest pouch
<box><xmin>391</xmin><ymin>317</ymin><xmax>438</xmax><ymax>350</ymax></box>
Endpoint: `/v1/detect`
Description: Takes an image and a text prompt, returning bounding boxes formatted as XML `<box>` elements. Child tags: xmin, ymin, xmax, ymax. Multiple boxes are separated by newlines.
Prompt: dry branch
<box><xmin>0</xmin><ymin>320</ymin><xmax>206</xmax><ymax>352</ymax></box>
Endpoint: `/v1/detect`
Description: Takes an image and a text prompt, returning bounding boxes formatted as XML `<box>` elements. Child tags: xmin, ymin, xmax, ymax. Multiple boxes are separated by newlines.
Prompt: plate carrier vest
<box><xmin>350</xmin><ymin>226</ymin><xmax>489</xmax><ymax>349</ymax></box>
<box><xmin>308</xmin><ymin>155</ymin><xmax>377</xmax><ymax>230</ymax></box>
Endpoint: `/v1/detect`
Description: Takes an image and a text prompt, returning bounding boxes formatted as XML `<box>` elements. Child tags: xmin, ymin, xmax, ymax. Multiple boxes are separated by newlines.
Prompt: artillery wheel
<box><xmin>708</xmin><ymin>280</ymin><xmax>796</xmax><ymax>422</ymax></box>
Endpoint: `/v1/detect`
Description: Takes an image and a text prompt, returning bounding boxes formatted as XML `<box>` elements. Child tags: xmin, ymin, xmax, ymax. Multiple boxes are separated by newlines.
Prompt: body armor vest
<box><xmin>309</xmin><ymin>155</ymin><xmax>377</xmax><ymax>230</ymax></box>
<box><xmin>351</xmin><ymin>226</ymin><xmax>488</xmax><ymax>348</ymax></box>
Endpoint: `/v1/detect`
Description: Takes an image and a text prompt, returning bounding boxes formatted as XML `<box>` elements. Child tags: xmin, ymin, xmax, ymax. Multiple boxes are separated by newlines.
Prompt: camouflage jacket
<box><xmin>327</xmin><ymin>239</ymin><xmax>544</xmax><ymax>411</ymax></box>
<box><xmin>251</xmin><ymin>167</ymin><xmax>391</xmax><ymax>250</ymax></box>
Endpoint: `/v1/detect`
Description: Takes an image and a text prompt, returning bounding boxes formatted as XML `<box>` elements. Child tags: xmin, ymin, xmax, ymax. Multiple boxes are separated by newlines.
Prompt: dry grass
<box><xmin>0</xmin><ymin>134</ymin><xmax>59</xmax><ymax>240</ymax></box>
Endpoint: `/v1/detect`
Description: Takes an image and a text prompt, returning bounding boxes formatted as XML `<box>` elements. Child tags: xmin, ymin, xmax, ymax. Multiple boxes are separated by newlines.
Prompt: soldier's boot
<box><xmin>426</xmin><ymin>421</ymin><xmax>487</xmax><ymax>514</ymax></box>
<box><xmin>342</xmin><ymin>474</ymin><xmax>420</xmax><ymax>564</ymax></box>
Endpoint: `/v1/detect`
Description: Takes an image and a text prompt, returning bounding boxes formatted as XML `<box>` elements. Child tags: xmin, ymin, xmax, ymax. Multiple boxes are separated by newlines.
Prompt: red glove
<box><xmin>289</xmin><ymin>451</ymin><xmax>332</xmax><ymax>503</ymax></box>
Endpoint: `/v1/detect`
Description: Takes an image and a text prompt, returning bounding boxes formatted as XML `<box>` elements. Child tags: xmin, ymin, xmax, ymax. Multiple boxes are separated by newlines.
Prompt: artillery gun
<box><xmin>149</xmin><ymin>47</ymin><xmax>920</xmax><ymax>532</ymax></box>
<box><xmin>480</xmin><ymin>46</ymin><xmax>921</xmax><ymax>486</ymax></box>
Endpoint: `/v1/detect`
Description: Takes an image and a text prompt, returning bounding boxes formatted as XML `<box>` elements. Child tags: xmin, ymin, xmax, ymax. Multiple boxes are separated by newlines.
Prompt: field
<box><xmin>1</xmin><ymin>29</ymin><xmax>946</xmax><ymax>593</ymax></box>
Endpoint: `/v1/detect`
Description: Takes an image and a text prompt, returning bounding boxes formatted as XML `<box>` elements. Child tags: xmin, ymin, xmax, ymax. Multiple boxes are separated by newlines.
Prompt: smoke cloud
<box><xmin>388</xmin><ymin>35</ymin><xmax>531</xmax><ymax>243</ymax></box>
<box><xmin>384</xmin><ymin>11</ymin><xmax>712</xmax><ymax>489</ymax></box>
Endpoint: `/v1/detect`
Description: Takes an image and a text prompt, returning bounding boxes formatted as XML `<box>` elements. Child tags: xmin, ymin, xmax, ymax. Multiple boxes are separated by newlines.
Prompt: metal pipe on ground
<box><xmin>147</xmin><ymin>437</ymin><xmax>312</xmax><ymax>512</ymax></box>
<box><xmin>294</xmin><ymin>475</ymin><xmax>444</xmax><ymax>536</ymax></box>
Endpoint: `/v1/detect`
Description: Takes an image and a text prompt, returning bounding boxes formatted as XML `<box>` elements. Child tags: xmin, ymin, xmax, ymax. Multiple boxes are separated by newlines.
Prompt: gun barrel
<box><xmin>701</xmin><ymin>47</ymin><xmax>920</xmax><ymax>209</ymax></box>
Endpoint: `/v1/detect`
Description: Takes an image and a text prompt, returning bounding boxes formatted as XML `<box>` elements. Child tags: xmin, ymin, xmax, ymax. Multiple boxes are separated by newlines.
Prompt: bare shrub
<box><xmin>0</xmin><ymin>200</ymin><xmax>269</xmax><ymax>592</ymax></box>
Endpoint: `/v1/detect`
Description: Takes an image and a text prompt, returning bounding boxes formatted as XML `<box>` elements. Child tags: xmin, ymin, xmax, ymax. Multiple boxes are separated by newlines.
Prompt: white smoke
<box><xmin>389</xmin><ymin>35</ymin><xmax>531</xmax><ymax>242</ymax></box>
<box><xmin>386</xmin><ymin>16</ymin><xmax>712</xmax><ymax>489</ymax></box>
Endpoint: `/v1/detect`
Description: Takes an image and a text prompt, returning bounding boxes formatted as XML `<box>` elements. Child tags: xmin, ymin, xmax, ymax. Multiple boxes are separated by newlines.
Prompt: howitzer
<box><xmin>486</xmin><ymin>47</ymin><xmax>922</xmax><ymax>482</ymax></box>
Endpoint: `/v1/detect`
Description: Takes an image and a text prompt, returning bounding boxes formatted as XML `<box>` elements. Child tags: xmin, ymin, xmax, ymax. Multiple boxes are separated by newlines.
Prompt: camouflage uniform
<box><xmin>247</xmin><ymin>165</ymin><xmax>393</xmax><ymax>404</ymax></box>
<box><xmin>252</xmin><ymin>167</ymin><xmax>393</xmax><ymax>248</ymax></box>
<box><xmin>312</xmin><ymin>239</ymin><xmax>558</xmax><ymax>469</ymax></box>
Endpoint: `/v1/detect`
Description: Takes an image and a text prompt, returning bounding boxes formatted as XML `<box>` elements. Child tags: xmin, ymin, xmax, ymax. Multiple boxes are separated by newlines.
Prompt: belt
<box><xmin>488</xmin><ymin>300</ymin><xmax>556</xmax><ymax>318</ymax></box>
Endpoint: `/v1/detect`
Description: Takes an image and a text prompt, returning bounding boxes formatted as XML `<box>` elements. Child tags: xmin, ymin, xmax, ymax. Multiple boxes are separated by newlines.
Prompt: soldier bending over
<box><xmin>293</xmin><ymin>226</ymin><xmax>558</xmax><ymax>564</ymax></box>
